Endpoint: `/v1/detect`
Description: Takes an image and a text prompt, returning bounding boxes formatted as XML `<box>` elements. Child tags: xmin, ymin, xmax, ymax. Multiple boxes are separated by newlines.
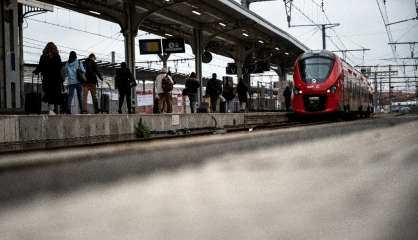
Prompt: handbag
<box><xmin>77</xmin><ymin>61</ymin><xmax>86</xmax><ymax>84</ymax></box>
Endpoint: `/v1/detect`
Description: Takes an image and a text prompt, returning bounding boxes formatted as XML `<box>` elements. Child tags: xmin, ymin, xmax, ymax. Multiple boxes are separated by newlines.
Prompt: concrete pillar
<box><xmin>18</xmin><ymin>3</ymin><xmax>24</xmax><ymax>110</ymax></box>
<box><xmin>122</xmin><ymin>0</ymin><xmax>138</xmax><ymax>113</ymax></box>
<box><xmin>0</xmin><ymin>0</ymin><xmax>21</xmax><ymax>112</ymax></box>
<box><xmin>0</xmin><ymin>0</ymin><xmax>5</xmax><ymax>110</ymax></box>
<box><xmin>193</xmin><ymin>28</ymin><xmax>203</xmax><ymax>103</ymax></box>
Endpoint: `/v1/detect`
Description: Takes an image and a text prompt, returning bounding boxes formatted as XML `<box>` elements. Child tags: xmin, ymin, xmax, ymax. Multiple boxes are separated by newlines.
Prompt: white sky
<box><xmin>23</xmin><ymin>0</ymin><xmax>418</xmax><ymax>90</ymax></box>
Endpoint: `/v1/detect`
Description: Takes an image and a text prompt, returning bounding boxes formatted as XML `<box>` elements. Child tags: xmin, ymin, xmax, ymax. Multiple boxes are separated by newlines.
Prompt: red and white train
<box><xmin>292</xmin><ymin>50</ymin><xmax>373</xmax><ymax>117</ymax></box>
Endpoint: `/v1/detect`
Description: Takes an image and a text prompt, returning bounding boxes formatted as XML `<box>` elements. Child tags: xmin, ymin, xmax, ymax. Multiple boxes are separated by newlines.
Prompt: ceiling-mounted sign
<box><xmin>139</xmin><ymin>39</ymin><xmax>162</xmax><ymax>55</ymax></box>
<box><xmin>162</xmin><ymin>38</ymin><xmax>185</xmax><ymax>53</ymax></box>
<box><xmin>226</xmin><ymin>63</ymin><xmax>238</xmax><ymax>75</ymax></box>
<box><xmin>202</xmin><ymin>51</ymin><xmax>213</xmax><ymax>63</ymax></box>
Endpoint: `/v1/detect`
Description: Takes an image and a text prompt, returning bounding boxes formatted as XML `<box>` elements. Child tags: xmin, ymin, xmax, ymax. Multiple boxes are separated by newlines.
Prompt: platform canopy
<box><xmin>38</xmin><ymin>0</ymin><xmax>309</xmax><ymax>71</ymax></box>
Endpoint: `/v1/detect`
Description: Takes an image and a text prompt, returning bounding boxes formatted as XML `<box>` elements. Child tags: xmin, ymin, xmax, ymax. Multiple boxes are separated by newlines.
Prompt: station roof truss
<box><xmin>38</xmin><ymin>0</ymin><xmax>309</xmax><ymax>70</ymax></box>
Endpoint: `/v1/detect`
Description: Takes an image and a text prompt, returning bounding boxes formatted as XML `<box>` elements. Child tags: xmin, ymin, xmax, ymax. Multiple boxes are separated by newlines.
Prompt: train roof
<box><xmin>298</xmin><ymin>50</ymin><xmax>337</xmax><ymax>61</ymax></box>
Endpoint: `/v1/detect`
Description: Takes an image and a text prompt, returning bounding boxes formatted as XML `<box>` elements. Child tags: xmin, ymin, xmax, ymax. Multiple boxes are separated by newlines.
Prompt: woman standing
<box><xmin>65</xmin><ymin>51</ymin><xmax>85</xmax><ymax>114</ymax></box>
<box><xmin>222</xmin><ymin>79</ymin><xmax>235</xmax><ymax>113</ymax></box>
<box><xmin>33</xmin><ymin>42</ymin><xmax>63</xmax><ymax>115</ymax></box>
<box><xmin>237</xmin><ymin>78</ymin><xmax>249</xmax><ymax>112</ymax></box>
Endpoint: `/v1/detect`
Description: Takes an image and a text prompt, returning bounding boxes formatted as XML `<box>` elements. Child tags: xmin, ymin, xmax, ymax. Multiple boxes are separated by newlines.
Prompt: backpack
<box><xmin>162</xmin><ymin>74</ymin><xmax>173</xmax><ymax>92</ymax></box>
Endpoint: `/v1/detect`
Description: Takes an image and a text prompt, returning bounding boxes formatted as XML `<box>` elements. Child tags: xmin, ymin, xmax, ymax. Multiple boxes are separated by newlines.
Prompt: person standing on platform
<box><xmin>222</xmin><ymin>79</ymin><xmax>235</xmax><ymax>113</ymax></box>
<box><xmin>206</xmin><ymin>73</ymin><xmax>223</xmax><ymax>113</ymax></box>
<box><xmin>237</xmin><ymin>78</ymin><xmax>249</xmax><ymax>112</ymax></box>
<box><xmin>283</xmin><ymin>86</ymin><xmax>292</xmax><ymax>112</ymax></box>
<box><xmin>155</xmin><ymin>67</ymin><xmax>174</xmax><ymax>113</ymax></box>
<box><xmin>83</xmin><ymin>53</ymin><xmax>103</xmax><ymax>114</ymax></box>
<box><xmin>183</xmin><ymin>72</ymin><xmax>200</xmax><ymax>113</ymax></box>
<box><xmin>65</xmin><ymin>51</ymin><xmax>85</xmax><ymax>114</ymax></box>
<box><xmin>33</xmin><ymin>42</ymin><xmax>64</xmax><ymax>115</ymax></box>
<box><xmin>115</xmin><ymin>62</ymin><xmax>136</xmax><ymax>114</ymax></box>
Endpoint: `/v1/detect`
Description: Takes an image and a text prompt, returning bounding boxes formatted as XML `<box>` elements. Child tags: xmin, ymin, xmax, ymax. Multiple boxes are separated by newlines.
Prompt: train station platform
<box><xmin>0</xmin><ymin>112</ymin><xmax>289</xmax><ymax>153</ymax></box>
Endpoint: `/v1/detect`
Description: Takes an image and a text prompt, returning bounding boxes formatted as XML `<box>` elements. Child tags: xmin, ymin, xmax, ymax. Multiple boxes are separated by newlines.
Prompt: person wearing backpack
<box><xmin>183</xmin><ymin>72</ymin><xmax>200</xmax><ymax>113</ymax></box>
<box><xmin>65</xmin><ymin>51</ymin><xmax>85</xmax><ymax>114</ymax></box>
<box><xmin>115</xmin><ymin>62</ymin><xmax>136</xmax><ymax>114</ymax></box>
<box><xmin>83</xmin><ymin>53</ymin><xmax>103</xmax><ymax>114</ymax></box>
<box><xmin>155</xmin><ymin>67</ymin><xmax>174</xmax><ymax>113</ymax></box>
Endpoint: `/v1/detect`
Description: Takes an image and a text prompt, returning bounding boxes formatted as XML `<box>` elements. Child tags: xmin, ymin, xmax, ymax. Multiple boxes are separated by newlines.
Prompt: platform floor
<box><xmin>0</xmin><ymin>115</ymin><xmax>417</xmax><ymax>240</ymax></box>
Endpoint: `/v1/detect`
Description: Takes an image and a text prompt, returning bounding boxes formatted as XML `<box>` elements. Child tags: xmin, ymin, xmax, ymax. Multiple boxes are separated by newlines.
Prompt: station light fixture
<box><xmin>165</xmin><ymin>33</ymin><xmax>173</xmax><ymax>37</ymax></box>
<box><xmin>275</xmin><ymin>47</ymin><xmax>280</xmax><ymax>51</ymax></box>
<box><xmin>219</xmin><ymin>22</ymin><xmax>227</xmax><ymax>27</ymax></box>
<box><xmin>285</xmin><ymin>52</ymin><xmax>289</xmax><ymax>55</ymax></box>
<box><xmin>242</xmin><ymin>32</ymin><xmax>249</xmax><ymax>37</ymax></box>
<box><xmin>258</xmin><ymin>40</ymin><xmax>264</xmax><ymax>44</ymax></box>
<box><xmin>192</xmin><ymin>10</ymin><xmax>202</xmax><ymax>16</ymax></box>
<box><xmin>89</xmin><ymin>10</ymin><xmax>101</xmax><ymax>15</ymax></box>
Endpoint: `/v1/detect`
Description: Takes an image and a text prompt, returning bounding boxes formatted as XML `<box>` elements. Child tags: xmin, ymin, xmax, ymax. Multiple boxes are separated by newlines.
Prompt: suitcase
<box><xmin>25</xmin><ymin>74</ymin><xmax>42</xmax><ymax>114</ymax></box>
<box><xmin>60</xmin><ymin>92</ymin><xmax>69</xmax><ymax>114</ymax></box>
<box><xmin>198</xmin><ymin>102</ymin><xmax>209</xmax><ymax>113</ymax></box>
<box><xmin>220</xmin><ymin>101</ymin><xmax>227</xmax><ymax>113</ymax></box>
<box><xmin>100</xmin><ymin>93</ymin><xmax>110</xmax><ymax>113</ymax></box>
<box><xmin>198</xmin><ymin>96</ymin><xmax>211</xmax><ymax>113</ymax></box>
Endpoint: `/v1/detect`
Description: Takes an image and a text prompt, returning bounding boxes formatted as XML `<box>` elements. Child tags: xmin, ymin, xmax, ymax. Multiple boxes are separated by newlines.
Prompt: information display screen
<box><xmin>139</xmin><ymin>39</ymin><xmax>162</xmax><ymax>55</ymax></box>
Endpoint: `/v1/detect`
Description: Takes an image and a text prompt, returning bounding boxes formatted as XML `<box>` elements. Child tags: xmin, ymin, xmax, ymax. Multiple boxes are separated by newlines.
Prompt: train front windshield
<box><xmin>299</xmin><ymin>57</ymin><xmax>334</xmax><ymax>84</ymax></box>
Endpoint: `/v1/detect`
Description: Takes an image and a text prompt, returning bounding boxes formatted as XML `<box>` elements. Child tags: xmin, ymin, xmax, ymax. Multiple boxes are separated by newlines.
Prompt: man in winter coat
<box><xmin>283</xmin><ymin>86</ymin><xmax>292</xmax><ymax>111</ymax></box>
<box><xmin>205</xmin><ymin>73</ymin><xmax>223</xmax><ymax>113</ymax></box>
<box><xmin>222</xmin><ymin>78</ymin><xmax>235</xmax><ymax>113</ymax></box>
<box><xmin>83</xmin><ymin>53</ymin><xmax>103</xmax><ymax>113</ymax></box>
<box><xmin>237</xmin><ymin>78</ymin><xmax>249</xmax><ymax>112</ymax></box>
<box><xmin>115</xmin><ymin>62</ymin><xmax>136</xmax><ymax>114</ymax></box>
<box><xmin>155</xmin><ymin>67</ymin><xmax>174</xmax><ymax>113</ymax></box>
<box><xmin>183</xmin><ymin>72</ymin><xmax>200</xmax><ymax>113</ymax></box>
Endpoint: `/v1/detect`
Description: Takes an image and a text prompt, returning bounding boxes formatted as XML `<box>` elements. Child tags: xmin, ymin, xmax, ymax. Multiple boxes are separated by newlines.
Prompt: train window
<box><xmin>299</xmin><ymin>57</ymin><xmax>334</xmax><ymax>83</ymax></box>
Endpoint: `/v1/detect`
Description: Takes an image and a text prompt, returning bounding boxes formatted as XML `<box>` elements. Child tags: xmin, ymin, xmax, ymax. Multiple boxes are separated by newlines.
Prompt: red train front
<box><xmin>292</xmin><ymin>50</ymin><xmax>372</xmax><ymax>116</ymax></box>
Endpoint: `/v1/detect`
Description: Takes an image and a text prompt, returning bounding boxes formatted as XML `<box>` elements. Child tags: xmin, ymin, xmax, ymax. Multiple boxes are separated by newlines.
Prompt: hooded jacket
<box><xmin>65</xmin><ymin>59</ymin><xmax>85</xmax><ymax>85</ymax></box>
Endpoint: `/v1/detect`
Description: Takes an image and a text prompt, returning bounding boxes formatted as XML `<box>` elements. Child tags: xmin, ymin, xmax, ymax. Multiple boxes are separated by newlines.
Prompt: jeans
<box><xmin>68</xmin><ymin>83</ymin><xmax>83</xmax><ymax>114</ymax></box>
<box><xmin>83</xmin><ymin>83</ymin><xmax>99</xmax><ymax>113</ymax></box>
<box><xmin>189</xmin><ymin>94</ymin><xmax>197</xmax><ymax>113</ymax></box>
<box><xmin>210</xmin><ymin>96</ymin><xmax>219</xmax><ymax>113</ymax></box>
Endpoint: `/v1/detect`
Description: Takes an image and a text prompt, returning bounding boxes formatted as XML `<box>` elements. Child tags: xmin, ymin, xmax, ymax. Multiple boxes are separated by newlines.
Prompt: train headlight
<box><xmin>327</xmin><ymin>85</ymin><xmax>337</xmax><ymax>94</ymax></box>
<box><xmin>294</xmin><ymin>88</ymin><xmax>303</xmax><ymax>95</ymax></box>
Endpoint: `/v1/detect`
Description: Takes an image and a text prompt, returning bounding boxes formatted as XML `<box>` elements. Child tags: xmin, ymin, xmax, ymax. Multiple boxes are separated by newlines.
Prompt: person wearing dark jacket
<box><xmin>183</xmin><ymin>72</ymin><xmax>201</xmax><ymax>113</ymax></box>
<box><xmin>283</xmin><ymin>86</ymin><xmax>292</xmax><ymax>111</ymax></box>
<box><xmin>83</xmin><ymin>53</ymin><xmax>103</xmax><ymax>113</ymax></box>
<box><xmin>33</xmin><ymin>42</ymin><xmax>63</xmax><ymax>115</ymax></box>
<box><xmin>222</xmin><ymin>79</ymin><xmax>235</xmax><ymax>113</ymax></box>
<box><xmin>237</xmin><ymin>78</ymin><xmax>249</xmax><ymax>112</ymax></box>
<box><xmin>205</xmin><ymin>73</ymin><xmax>223</xmax><ymax>112</ymax></box>
<box><xmin>115</xmin><ymin>62</ymin><xmax>136</xmax><ymax>114</ymax></box>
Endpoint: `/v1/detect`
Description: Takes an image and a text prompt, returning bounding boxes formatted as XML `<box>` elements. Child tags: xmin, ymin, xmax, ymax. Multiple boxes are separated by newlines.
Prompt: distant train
<box><xmin>292</xmin><ymin>50</ymin><xmax>373</xmax><ymax>117</ymax></box>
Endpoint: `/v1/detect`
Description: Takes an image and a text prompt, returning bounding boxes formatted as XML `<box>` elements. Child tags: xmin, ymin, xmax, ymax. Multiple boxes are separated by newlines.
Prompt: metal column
<box><xmin>193</xmin><ymin>28</ymin><xmax>203</xmax><ymax>103</ymax></box>
<box><xmin>322</xmin><ymin>24</ymin><xmax>326</xmax><ymax>50</ymax></box>
<box><xmin>373</xmin><ymin>71</ymin><xmax>378</xmax><ymax>112</ymax></box>
<box><xmin>388</xmin><ymin>64</ymin><xmax>392</xmax><ymax>112</ymax></box>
